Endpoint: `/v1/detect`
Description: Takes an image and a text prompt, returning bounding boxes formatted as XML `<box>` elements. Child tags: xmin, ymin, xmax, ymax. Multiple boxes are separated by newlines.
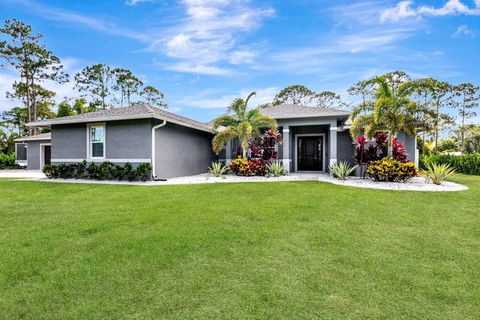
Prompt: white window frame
<box><xmin>87</xmin><ymin>123</ymin><xmax>106</xmax><ymax>160</ymax></box>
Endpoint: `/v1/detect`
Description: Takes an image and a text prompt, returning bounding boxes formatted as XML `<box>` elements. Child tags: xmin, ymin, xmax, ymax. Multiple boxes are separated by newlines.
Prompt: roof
<box><xmin>26</xmin><ymin>104</ymin><xmax>214</xmax><ymax>133</ymax></box>
<box><xmin>260</xmin><ymin>104</ymin><xmax>350</xmax><ymax>119</ymax></box>
<box><xmin>14</xmin><ymin>132</ymin><xmax>51</xmax><ymax>142</ymax></box>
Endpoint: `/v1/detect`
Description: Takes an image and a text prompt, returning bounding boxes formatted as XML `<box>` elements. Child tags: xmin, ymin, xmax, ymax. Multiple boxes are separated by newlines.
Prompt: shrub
<box><xmin>135</xmin><ymin>163</ymin><xmax>152</xmax><ymax>181</ymax></box>
<box><xmin>209</xmin><ymin>161</ymin><xmax>229</xmax><ymax>177</ymax></box>
<box><xmin>420</xmin><ymin>154</ymin><xmax>480</xmax><ymax>175</ymax></box>
<box><xmin>248</xmin><ymin>159</ymin><xmax>267</xmax><ymax>176</ymax></box>
<box><xmin>229</xmin><ymin>157</ymin><xmax>267</xmax><ymax>176</ymax></box>
<box><xmin>42</xmin><ymin>161</ymin><xmax>152</xmax><ymax>181</ymax></box>
<box><xmin>421</xmin><ymin>162</ymin><xmax>456</xmax><ymax>185</ymax></box>
<box><xmin>329</xmin><ymin>161</ymin><xmax>357</xmax><ymax>180</ymax></box>
<box><xmin>267</xmin><ymin>160</ymin><xmax>286</xmax><ymax>177</ymax></box>
<box><xmin>229</xmin><ymin>157</ymin><xmax>250</xmax><ymax>176</ymax></box>
<box><xmin>0</xmin><ymin>153</ymin><xmax>18</xmax><ymax>169</ymax></box>
<box><xmin>367</xmin><ymin>158</ymin><xmax>417</xmax><ymax>182</ymax></box>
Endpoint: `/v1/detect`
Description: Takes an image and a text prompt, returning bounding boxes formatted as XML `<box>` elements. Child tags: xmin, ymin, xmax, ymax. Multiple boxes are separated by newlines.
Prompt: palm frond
<box><xmin>212</xmin><ymin>115</ymin><xmax>238</xmax><ymax>129</ymax></box>
<box><xmin>211</xmin><ymin>128</ymin><xmax>238</xmax><ymax>155</ymax></box>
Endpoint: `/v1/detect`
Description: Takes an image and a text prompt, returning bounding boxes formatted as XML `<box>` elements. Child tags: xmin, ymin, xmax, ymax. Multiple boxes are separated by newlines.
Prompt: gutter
<box><xmin>151</xmin><ymin>120</ymin><xmax>167</xmax><ymax>179</ymax></box>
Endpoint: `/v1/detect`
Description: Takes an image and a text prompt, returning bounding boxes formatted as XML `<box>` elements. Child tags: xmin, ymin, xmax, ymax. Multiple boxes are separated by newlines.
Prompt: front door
<box><xmin>44</xmin><ymin>145</ymin><xmax>51</xmax><ymax>166</ymax></box>
<box><xmin>297</xmin><ymin>136</ymin><xmax>323</xmax><ymax>171</ymax></box>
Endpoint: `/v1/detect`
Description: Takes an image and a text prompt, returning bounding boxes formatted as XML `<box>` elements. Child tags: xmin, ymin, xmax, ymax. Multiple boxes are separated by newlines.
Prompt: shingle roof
<box><xmin>260</xmin><ymin>104</ymin><xmax>350</xmax><ymax>119</ymax></box>
<box><xmin>27</xmin><ymin>104</ymin><xmax>214</xmax><ymax>133</ymax></box>
<box><xmin>14</xmin><ymin>132</ymin><xmax>51</xmax><ymax>142</ymax></box>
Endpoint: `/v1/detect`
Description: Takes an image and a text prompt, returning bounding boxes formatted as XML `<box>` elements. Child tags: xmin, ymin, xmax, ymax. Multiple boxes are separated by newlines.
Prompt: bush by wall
<box><xmin>229</xmin><ymin>157</ymin><xmax>267</xmax><ymax>176</ymax></box>
<box><xmin>0</xmin><ymin>153</ymin><xmax>18</xmax><ymax>169</ymax></box>
<box><xmin>420</xmin><ymin>154</ymin><xmax>480</xmax><ymax>175</ymax></box>
<box><xmin>367</xmin><ymin>158</ymin><xmax>417</xmax><ymax>182</ymax></box>
<box><xmin>43</xmin><ymin>161</ymin><xmax>152</xmax><ymax>181</ymax></box>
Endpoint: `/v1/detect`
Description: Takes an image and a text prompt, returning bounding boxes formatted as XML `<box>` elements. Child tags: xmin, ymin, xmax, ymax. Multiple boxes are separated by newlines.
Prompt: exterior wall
<box><xmin>154</xmin><ymin>121</ymin><xmax>216</xmax><ymax>179</ymax></box>
<box><xmin>51</xmin><ymin>123</ymin><xmax>87</xmax><ymax>160</ymax></box>
<box><xmin>25</xmin><ymin>140</ymin><xmax>50</xmax><ymax>170</ymax></box>
<box><xmin>337</xmin><ymin>131</ymin><xmax>355</xmax><ymax>164</ymax></box>
<box><xmin>51</xmin><ymin>119</ymin><xmax>152</xmax><ymax>163</ymax></box>
<box><xmin>396</xmin><ymin>132</ymin><xmax>417</xmax><ymax>164</ymax></box>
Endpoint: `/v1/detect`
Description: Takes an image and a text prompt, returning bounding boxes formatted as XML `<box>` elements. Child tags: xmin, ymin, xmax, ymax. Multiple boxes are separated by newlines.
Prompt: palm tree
<box><xmin>212</xmin><ymin>92</ymin><xmax>277</xmax><ymax>158</ymax></box>
<box><xmin>350</xmin><ymin>74</ymin><xmax>417</xmax><ymax>158</ymax></box>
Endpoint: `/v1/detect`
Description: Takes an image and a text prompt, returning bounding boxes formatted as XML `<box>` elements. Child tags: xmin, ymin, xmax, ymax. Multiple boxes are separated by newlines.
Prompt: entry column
<box><xmin>282</xmin><ymin>126</ymin><xmax>290</xmax><ymax>173</ymax></box>
<box><xmin>329</xmin><ymin>126</ymin><xmax>338</xmax><ymax>167</ymax></box>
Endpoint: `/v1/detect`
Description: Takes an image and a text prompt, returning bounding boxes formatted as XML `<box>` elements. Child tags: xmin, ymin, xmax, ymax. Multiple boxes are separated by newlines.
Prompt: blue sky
<box><xmin>1</xmin><ymin>0</ymin><xmax>479</xmax><ymax>122</ymax></box>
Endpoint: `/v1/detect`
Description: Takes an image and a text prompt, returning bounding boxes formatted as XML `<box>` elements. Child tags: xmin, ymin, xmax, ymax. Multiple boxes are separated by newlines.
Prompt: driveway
<box><xmin>0</xmin><ymin>170</ymin><xmax>46</xmax><ymax>179</ymax></box>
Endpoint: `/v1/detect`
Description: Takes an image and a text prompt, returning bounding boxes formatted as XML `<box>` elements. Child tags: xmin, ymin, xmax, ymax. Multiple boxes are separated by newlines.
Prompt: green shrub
<box><xmin>208</xmin><ymin>161</ymin><xmax>229</xmax><ymax>177</ymax></box>
<box><xmin>420</xmin><ymin>154</ymin><xmax>480</xmax><ymax>175</ymax></box>
<box><xmin>42</xmin><ymin>161</ymin><xmax>151</xmax><ymax>181</ymax></box>
<box><xmin>329</xmin><ymin>161</ymin><xmax>357</xmax><ymax>180</ymax></box>
<box><xmin>421</xmin><ymin>162</ymin><xmax>457</xmax><ymax>185</ymax></box>
<box><xmin>136</xmin><ymin>163</ymin><xmax>152</xmax><ymax>181</ymax></box>
<box><xmin>367</xmin><ymin>158</ymin><xmax>417</xmax><ymax>182</ymax></box>
<box><xmin>0</xmin><ymin>153</ymin><xmax>18</xmax><ymax>169</ymax></box>
<box><xmin>267</xmin><ymin>161</ymin><xmax>286</xmax><ymax>177</ymax></box>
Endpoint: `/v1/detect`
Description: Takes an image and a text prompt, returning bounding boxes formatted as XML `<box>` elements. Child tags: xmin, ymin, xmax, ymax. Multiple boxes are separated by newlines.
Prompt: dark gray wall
<box><xmin>106</xmin><ymin>119</ymin><xmax>151</xmax><ymax>159</ymax></box>
<box><xmin>51</xmin><ymin>123</ymin><xmax>87</xmax><ymax>160</ymax></box>
<box><xmin>155</xmin><ymin>121</ymin><xmax>216</xmax><ymax>179</ymax></box>
<box><xmin>25</xmin><ymin>140</ymin><xmax>50</xmax><ymax>170</ymax></box>
<box><xmin>51</xmin><ymin>119</ymin><xmax>152</xmax><ymax>162</ymax></box>
<box><xmin>337</xmin><ymin>131</ymin><xmax>355</xmax><ymax>164</ymax></box>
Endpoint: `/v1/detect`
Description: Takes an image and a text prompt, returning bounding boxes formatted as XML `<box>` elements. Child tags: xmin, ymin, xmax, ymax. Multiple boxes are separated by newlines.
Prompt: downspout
<box><xmin>151</xmin><ymin>120</ymin><xmax>167</xmax><ymax>180</ymax></box>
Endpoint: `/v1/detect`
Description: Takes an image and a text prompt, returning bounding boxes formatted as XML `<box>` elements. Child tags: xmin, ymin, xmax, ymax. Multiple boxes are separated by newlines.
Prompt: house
<box><xmin>19</xmin><ymin>104</ymin><xmax>217</xmax><ymax>179</ymax></box>
<box><xmin>224</xmin><ymin>104</ymin><xmax>418</xmax><ymax>172</ymax></box>
<box><xmin>16</xmin><ymin>103</ymin><xmax>418</xmax><ymax>178</ymax></box>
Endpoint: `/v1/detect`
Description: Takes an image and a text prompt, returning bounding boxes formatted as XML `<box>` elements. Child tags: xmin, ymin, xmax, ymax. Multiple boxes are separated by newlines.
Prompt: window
<box><xmin>88</xmin><ymin>124</ymin><xmax>105</xmax><ymax>159</ymax></box>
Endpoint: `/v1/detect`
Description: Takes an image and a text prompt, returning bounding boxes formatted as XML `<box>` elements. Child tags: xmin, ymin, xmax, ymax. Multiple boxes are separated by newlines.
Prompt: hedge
<box><xmin>43</xmin><ymin>161</ymin><xmax>152</xmax><ymax>181</ymax></box>
<box><xmin>0</xmin><ymin>153</ymin><xmax>18</xmax><ymax>169</ymax></box>
<box><xmin>420</xmin><ymin>154</ymin><xmax>480</xmax><ymax>175</ymax></box>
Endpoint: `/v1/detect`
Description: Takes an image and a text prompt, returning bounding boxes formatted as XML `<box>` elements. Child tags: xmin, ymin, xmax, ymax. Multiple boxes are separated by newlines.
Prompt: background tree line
<box><xmin>1</xmin><ymin>20</ymin><xmax>479</xmax><ymax>157</ymax></box>
<box><xmin>266</xmin><ymin>71</ymin><xmax>479</xmax><ymax>155</ymax></box>
<box><xmin>0</xmin><ymin>19</ymin><xmax>166</xmax><ymax>153</ymax></box>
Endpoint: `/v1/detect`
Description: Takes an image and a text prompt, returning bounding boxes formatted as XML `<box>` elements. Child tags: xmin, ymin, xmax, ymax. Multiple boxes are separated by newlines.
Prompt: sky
<box><xmin>1</xmin><ymin>0</ymin><xmax>479</xmax><ymax>122</ymax></box>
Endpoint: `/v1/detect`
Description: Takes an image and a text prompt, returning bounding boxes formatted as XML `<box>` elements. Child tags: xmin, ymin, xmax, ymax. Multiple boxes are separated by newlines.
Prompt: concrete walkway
<box><xmin>0</xmin><ymin>170</ymin><xmax>45</xmax><ymax>179</ymax></box>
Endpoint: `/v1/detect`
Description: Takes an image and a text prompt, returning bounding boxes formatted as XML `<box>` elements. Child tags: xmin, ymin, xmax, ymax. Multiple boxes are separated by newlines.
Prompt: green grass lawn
<box><xmin>0</xmin><ymin>176</ymin><xmax>479</xmax><ymax>319</ymax></box>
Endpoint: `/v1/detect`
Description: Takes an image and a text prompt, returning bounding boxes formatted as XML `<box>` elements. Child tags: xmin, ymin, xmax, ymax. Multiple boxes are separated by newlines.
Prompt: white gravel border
<box><xmin>317</xmin><ymin>175</ymin><xmax>468</xmax><ymax>192</ymax></box>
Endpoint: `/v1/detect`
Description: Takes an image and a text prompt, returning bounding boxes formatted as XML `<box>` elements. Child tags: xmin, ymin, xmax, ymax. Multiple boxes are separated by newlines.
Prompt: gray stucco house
<box><xmin>223</xmin><ymin>104</ymin><xmax>418</xmax><ymax>172</ymax></box>
<box><xmin>16</xmin><ymin>103</ymin><xmax>418</xmax><ymax>179</ymax></box>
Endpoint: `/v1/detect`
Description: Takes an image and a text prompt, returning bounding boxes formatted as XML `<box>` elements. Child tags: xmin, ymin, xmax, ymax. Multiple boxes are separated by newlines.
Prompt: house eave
<box><xmin>27</xmin><ymin>114</ymin><xmax>216</xmax><ymax>134</ymax></box>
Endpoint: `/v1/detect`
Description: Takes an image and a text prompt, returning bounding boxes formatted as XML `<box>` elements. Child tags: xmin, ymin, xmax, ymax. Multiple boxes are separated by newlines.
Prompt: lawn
<box><xmin>0</xmin><ymin>176</ymin><xmax>479</xmax><ymax>319</ymax></box>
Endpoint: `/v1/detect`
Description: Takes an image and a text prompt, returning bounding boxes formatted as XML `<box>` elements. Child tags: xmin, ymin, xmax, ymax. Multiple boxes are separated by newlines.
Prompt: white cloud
<box><xmin>163</xmin><ymin>62</ymin><xmax>231</xmax><ymax>75</ymax></box>
<box><xmin>381</xmin><ymin>0</ymin><xmax>480</xmax><ymax>23</ymax></box>
<box><xmin>175</xmin><ymin>87</ymin><xmax>278</xmax><ymax>109</ymax></box>
<box><xmin>152</xmin><ymin>0</ymin><xmax>274</xmax><ymax>74</ymax></box>
<box><xmin>453</xmin><ymin>24</ymin><xmax>476</xmax><ymax>37</ymax></box>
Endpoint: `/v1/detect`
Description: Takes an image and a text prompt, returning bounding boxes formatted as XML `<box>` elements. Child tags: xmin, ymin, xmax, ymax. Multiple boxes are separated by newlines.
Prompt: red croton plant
<box><xmin>353</xmin><ymin>133</ymin><xmax>410</xmax><ymax>178</ymax></box>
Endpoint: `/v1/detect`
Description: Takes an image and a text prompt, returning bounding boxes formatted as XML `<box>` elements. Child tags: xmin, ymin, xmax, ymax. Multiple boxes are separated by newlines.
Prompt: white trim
<box><xmin>295</xmin><ymin>133</ymin><xmax>326</xmax><ymax>172</ymax></box>
<box><xmin>14</xmin><ymin>136</ymin><xmax>51</xmax><ymax>142</ymax></box>
<box><xmin>330</xmin><ymin>127</ymin><xmax>340</xmax><ymax>131</ymax></box>
<box><xmin>151</xmin><ymin>120</ymin><xmax>167</xmax><ymax>178</ymax></box>
<box><xmin>87</xmin><ymin>123</ymin><xmax>106</xmax><ymax>160</ymax></box>
<box><xmin>39</xmin><ymin>143</ymin><xmax>51</xmax><ymax>170</ymax></box>
<box><xmin>51</xmin><ymin>158</ymin><xmax>151</xmax><ymax>163</ymax></box>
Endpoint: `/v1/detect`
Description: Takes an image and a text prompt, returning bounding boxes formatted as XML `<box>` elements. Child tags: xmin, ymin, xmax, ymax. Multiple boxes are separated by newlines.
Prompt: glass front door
<box><xmin>297</xmin><ymin>136</ymin><xmax>323</xmax><ymax>171</ymax></box>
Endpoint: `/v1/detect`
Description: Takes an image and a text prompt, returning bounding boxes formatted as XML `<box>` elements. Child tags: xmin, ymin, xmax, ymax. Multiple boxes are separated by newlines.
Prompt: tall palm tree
<box><xmin>212</xmin><ymin>92</ymin><xmax>277</xmax><ymax>158</ymax></box>
<box><xmin>350</xmin><ymin>75</ymin><xmax>417</xmax><ymax>157</ymax></box>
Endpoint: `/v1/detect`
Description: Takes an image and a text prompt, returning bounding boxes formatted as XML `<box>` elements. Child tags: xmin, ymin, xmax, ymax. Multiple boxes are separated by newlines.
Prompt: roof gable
<box><xmin>260</xmin><ymin>104</ymin><xmax>349</xmax><ymax>119</ymax></box>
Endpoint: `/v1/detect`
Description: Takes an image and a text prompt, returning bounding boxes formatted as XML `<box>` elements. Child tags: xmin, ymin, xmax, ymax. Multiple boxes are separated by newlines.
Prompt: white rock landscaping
<box><xmin>317</xmin><ymin>175</ymin><xmax>468</xmax><ymax>192</ymax></box>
